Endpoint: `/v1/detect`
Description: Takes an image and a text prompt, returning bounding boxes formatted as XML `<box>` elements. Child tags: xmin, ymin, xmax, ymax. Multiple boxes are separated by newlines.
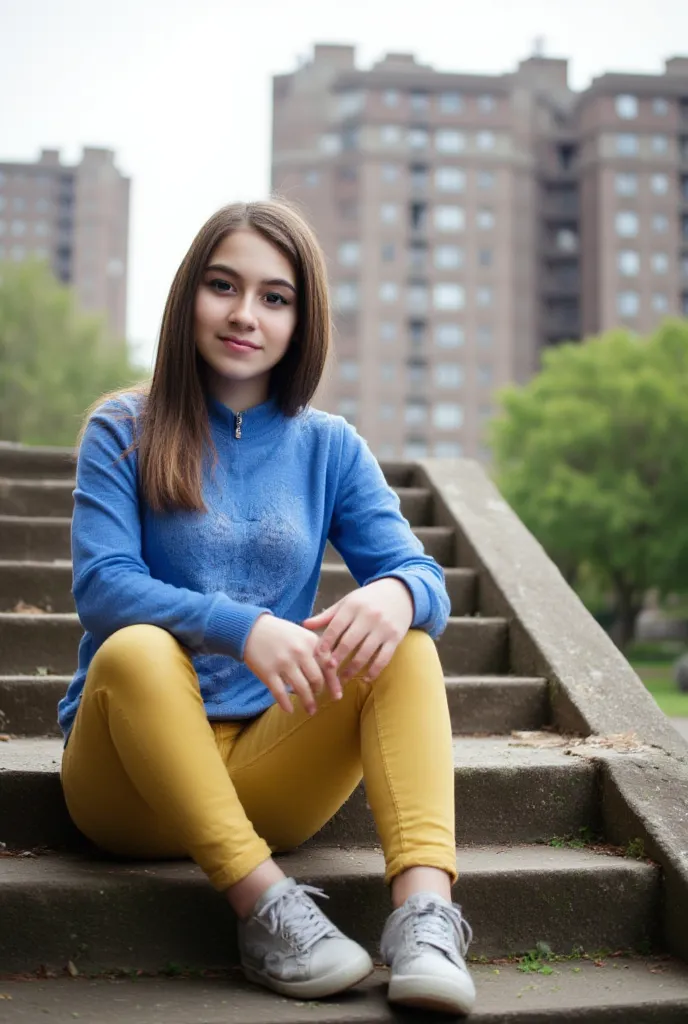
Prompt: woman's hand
<box><xmin>301</xmin><ymin>577</ymin><xmax>414</xmax><ymax>685</ymax></box>
<box><xmin>243</xmin><ymin>614</ymin><xmax>342</xmax><ymax>716</ymax></box>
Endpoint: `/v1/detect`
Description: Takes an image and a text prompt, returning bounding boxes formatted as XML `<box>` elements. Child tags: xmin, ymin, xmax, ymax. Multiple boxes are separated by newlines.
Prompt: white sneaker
<box><xmin>238</xmin><ymin>877</ymin><xmax>374</xmax><ymax>999</ymax></box>
<box><xmin>381</xmin><ymin>892</ymin><xmax>476</xmax><ymax>1015</ymax></box>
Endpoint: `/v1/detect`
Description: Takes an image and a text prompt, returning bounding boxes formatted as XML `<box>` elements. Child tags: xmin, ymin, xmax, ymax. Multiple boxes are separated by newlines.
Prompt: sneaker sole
<box><xmin>388</xmin><ymin>974</ymin><xmax>476</xmax><ymax>1016</ymax></box>
<box><xmin>242</xmin><ymin>949</ymin><xmax>374</xmax><ymax>1000</ymax></box>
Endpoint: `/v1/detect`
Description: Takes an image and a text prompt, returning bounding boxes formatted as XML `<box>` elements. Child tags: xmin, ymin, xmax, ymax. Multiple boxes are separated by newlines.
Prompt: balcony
<box><xmin>541</xmin><ymin>269</ymin><xmax>580</xmax><ymax>299</ymax></box>
<box><xmin>541</xmin><ymin>191</ymin><xmax>579</xmax><ymax>221</ymax></box>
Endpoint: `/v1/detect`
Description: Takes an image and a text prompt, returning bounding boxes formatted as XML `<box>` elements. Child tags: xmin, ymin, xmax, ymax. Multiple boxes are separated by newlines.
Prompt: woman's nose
<box><xmin>228</xmin><ymin>294</ymin><xmax>258</xmax><ymax>329</ymax></box>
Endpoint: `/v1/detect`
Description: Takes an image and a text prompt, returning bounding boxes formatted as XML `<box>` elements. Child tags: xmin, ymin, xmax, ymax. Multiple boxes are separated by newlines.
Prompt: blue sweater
<box><xmin>58</xmin><ymin>392</ymin><xmax>451</xmax><ymax>738</ymax></box>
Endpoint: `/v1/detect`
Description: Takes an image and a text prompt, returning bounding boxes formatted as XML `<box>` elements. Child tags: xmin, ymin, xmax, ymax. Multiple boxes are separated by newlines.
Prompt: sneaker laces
<box><xmin>255</xmin><ymin>884</ymin><xmax>337</xmax><ymax>953</ymax></box>
<box><xmin>385</xmin><ymin>896</ymin><xmax>473</xmax><ymax>966</ymax></box>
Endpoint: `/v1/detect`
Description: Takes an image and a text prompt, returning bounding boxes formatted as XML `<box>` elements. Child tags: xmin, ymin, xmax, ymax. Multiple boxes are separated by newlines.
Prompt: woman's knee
<box><xmin>375</xmin><ymin>629</ymin><xmax>443</xmax><ymax>686</ymax></box>
<box><xmin>90</xmin><ymin>624</ymin><xmax>188</xmax><ymax>682</ymax></box>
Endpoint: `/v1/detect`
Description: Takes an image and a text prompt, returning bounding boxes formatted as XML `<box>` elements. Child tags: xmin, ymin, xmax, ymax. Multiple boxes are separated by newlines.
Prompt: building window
<box><xmin>652</xmin><ymin>293</ymin><xmax>669</xmax><ymax>313</ymax></box>
<box><xmin>681</xmin><ymin>256</ymin><xmax>688</xmax><ymax>279</ymax></box>
<box><xmin>435</xmin><ymin>205</ymin><xmax>465</xmax><ymax>231</ymax></box>
<box><xmin>377</xmin><ymin>443</ymin><xmax>396</xmax><ymax>459</ymax></box>
<box><xmin>380</xmin><ymin>321</ymin><xmax>397</xmax><ymax>342</ymax></box>
<box><xmin>338</xmin><ymin>398</ymin><xmax>359</xmax><ymax>419</ymax></box>
<box><xmin>319</xmin><ymin>133</ymin><xmax>341</xmax><ymax>155</ymax></box>
<box><xmin>477</xmin><ymin>208</ymin><xmax>495</xmax><ymax>230</ymax></box>
<box><xmin>380</xmin><ymin>125</ymin><xmax>402</xmax><ymax>146</ymax></box>
<box><xmin>381</xmin><ymin>243</ymin><xmax>396</xmax><ymax>262</ymax></box>
<box><xmin>404</xmin><ymin>441</ymin><xmax>428</xmax><ymax>459</ymax></box>
<box><xmin>13</xmin><ymin>198</ymin><xmax>26</xmax><ymax>212</ymax></box>
<box><xmin>434</xmin><ymin>283</ymin><xmax>465</xmax><ymax>310</ymax></box>
<box><xmin>408</xmin><ymin>242</ymin><xmax>428</xmax><ymax>270</ymax></box>
<box><xmin>338</xmin><ymin>200</ymin><xmax>358</xmax><ymax>221</ymax></box>
<box><xmin>617</xmin><ymin>290</ymin><xmax>640</xmax><ymax>316</ymax></box>
<box><xmin>556</xmin><ymin>228</ymin><xmax>578</xmax><ymax>252</ymax></box>
<box><xmin>651</xmin><ymin>135</ymin><xmax>669</xmax><ymax>154</ymax></box>
<box><xmin>11</xmin><ymin>245</ymin><xmax>26</xmax><ymax>260</ymax></box>
<box><xmin>410</xmin><ymin>90</ymin><xmax>429</xmax><ymax>112</ymax></box>
<box><xmin>337</xmin><ymin>165</ymin><xmax>358</xmax><ymax>182</ymax></box>
<box><xmin>304</xmin><ymin>170</ymin><xmax>320</xmax><ymax>187</ymax></box>
<box><xmin>338</xmin><ymin>90</ymin><xmax>364</xmax><ymax>116</ymax></box>
<box><xmin>11</xmin><ymin>220</ymin><xmax>26</xmax><ymax>236</ymax></box>
<box><xmin>615</xmin><ymin>95</ymin><xmax>638</xmax><ymax>119</ymax></box>
<box><xmin>478</xmin><ymin>248</ymin><xmax>493</xmax><ymax>267</ymax></box>
<box><xmin>379</xmin><ymin>281</ymin><xmax>399</xmax><ymax>303</ymax></box>
<box><xmin>408</xmin><ymin>128</ymin><xmax>430</xmax><ymax>150</ymax></box>
<box><xmin>380</xmin><ymin>202</ymin><xmax>399</xmax><ymax>224</ymax></box>
<box><xmin>405</xmin><ymin>401</ymin><xmax>428</xmax><ymax>425</ymax></box>
<box><xmin>380</xmin><ymin>362</ymin><xmax>396</xmax><ymax>382</ymax></box>
<box><xmin>476</xmin><ymin>131</ymin><xmax>496</xmax><ymax>151</ymax></box>
<box><xmin>383</xmin><ymin>89</ymin><xmax>399</xmax><ymax>107</ymax></box>
<box><xmin>410</xmin><ymin>201</ymin><xmax>428</xmax><ymax>231</ymax></box>
<box><xmin>435</xmin><ymin>323</ymin><xmax>465</xmax><ymax>348</ymax></box>
<box><xmin>338</xmin><ymin>241</ymin><xmax>360</xmax><ymax>266</ymax></box>
<box><xmin>653</xmin><ymin>97</ymin><xmax>669</xmax><ymax>116</ymax></box>
<box><xmin>334</xmin><ymin>282</ymin><xmax>359</xmax><ymax>311</ymax></box>
<box><xmin>434</xmin><ymin>441</ymin><xmax>463</xmax><ymax>457</ymax></box>
<box><xmin>477</xmin><ymin>325</ymin><xmax>494</xmax><ymax>348</ymax></box>
<box><xmin>652</xmin><ymin>213</ymin><xmax>669</xmax><ymax>233</ymax></box>
<box><xmin>477</xmin><ymin>364</ymin><xmax>493</xmax><ymax>385</ymax></box>
<box><xmin>616</xmin><ymin>134</ymin><xmax>639</xmax><ymax>156</ymax></box>
<box><xmin>477</xmin><ymin>170</ymin><xmax>496</xmax><ymax>189</ymax></box>
<box><xmin>436</xmin><ymin>130</ymin><xmax>465</xmax><ymax>154</ymax></box>
<box><xmin>434</xmin><ymin>244</ymin><xmax>463</xmax><ymax>269</ymax></box>
<box><xmin>651</xmin><ymin>252</ymin><xmax>669</xmax><ymax>274</ymax></box>
<box><xmin>618</xmin><ymin>250</ymin><xmax>640</xmax><ymax>276</ymax></box>
<box><xmin>435</xmin><ymin>166</ymin><xmax>466</xmax><ymax>192</ymax></box>
<box><xmin>615</xmin><ymin>211</ymin><xmax>639</xmax><ymax>237</ymax></box>
<box><xmin>0</xmin><ymin>220</ymin><xmax>5</xmax><ymax>235</ymax></box>
<box><xmin>410</xmin><ymin>165</ymin><xmax>429</xmax><ymax>190</ymax></box>
<box><xmin>34</xmin><ymin>221</ymin><xmax>49</xmax><ymax>237</ymax></box>
<box><xmin>439</xmin><ymin>91</ymin><xmax>462</xmax><ymax>113</ymax></box>
<box><xmin>409</xmin><ymin>319</ymin><xmax>427</xmax><ymax>349</ymax></box>
<box><xmin>433</xmin><ymin>403</ymin><xmax>464</xmax><ymax>429</ymax></box>
<box><xmin>615</xmin><ymin>172</ymin><xmax>638</xmax><ymax>196</ymax></box>
<box><xmin>406</xmin><ymin>360</ymin><xmax>427</xmax><ymax>387</ymax></box>
<box><xmin>408</xmin><ymin>283</ymin><xmax>429</xmax><ymax>312</ymax></box>
<box><xmin>650</xmin><ymin>173</ymin><xmax>669</xmax><ymax>195</ymax></box>
<box><xmin>435</xmin><ymin>363</ymin><xmax>464</xmax><ymax>388</ymax></box>
<box><xmin>338</xmin><ymin>360</ymin><xmax>359</xmax><ymax>381</ymax></box>
<box><xmin>476</xmin><ymin>286</ymin><xmax>493</xmax><ymax>308</ymax></box>
<box><xmin>379</xmin><ymin>404</ymin><xmax>396</xmax><ymax>421</ymax></box>
<box><xmin>477</xmin><ymin>94</ymin><xmax>496</xmax><ymax>113</ymax></box>
<box><xmin>381</xmin><ymin>163</ymin><xmax>400</xmax><ymax>183</ymax></box>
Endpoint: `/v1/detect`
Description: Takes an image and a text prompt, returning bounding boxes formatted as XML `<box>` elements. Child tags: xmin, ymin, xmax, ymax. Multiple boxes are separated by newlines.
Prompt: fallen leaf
<box><xmin>66</xmin><ymin>960</ymin><xmax>79</xmax><ymax>978</ymax></box>
<box><xmin>13</xmin><ymin>601</ymin><xmax>47</xmax><ymax>615</ymax></box>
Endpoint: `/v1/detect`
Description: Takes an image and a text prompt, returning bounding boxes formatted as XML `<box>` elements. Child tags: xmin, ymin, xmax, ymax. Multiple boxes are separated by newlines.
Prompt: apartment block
<box><xmin>271</xmin><ymin>45</ymin><xmax>688</xmax><ymax>461</ymax></box>
<box><xmin>0</xmin><ymin>147</ymin><xmax>130</xmax><ymax>341</ymax></box>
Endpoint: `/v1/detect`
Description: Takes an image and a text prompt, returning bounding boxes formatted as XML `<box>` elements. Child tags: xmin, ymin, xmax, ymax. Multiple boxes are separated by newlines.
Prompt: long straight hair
<box><xmin>80</xmin><ymin>199</ymin><xmax>331</xmax><ymax>512</ymax></box>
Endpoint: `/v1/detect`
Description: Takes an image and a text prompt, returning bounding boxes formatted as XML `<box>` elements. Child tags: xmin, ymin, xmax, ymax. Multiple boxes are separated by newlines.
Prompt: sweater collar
<box><xmin>206</xmin><ymin>393</ymin><xmax>284</xmax><ymax>440</ymax></box>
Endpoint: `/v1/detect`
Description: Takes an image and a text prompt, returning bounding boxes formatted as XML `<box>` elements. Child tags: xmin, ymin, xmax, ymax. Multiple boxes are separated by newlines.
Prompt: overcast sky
<box><xmin>2</xmin><ymin>0</ymin><xmax>687</xmax><ymax>366</ymax></box>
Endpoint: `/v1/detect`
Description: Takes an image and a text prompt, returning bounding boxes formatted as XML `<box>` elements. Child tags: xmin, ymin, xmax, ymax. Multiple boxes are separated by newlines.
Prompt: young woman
<box><xmin>58</xmin><ymin>199</ymin><xmax>476</xmax><ymax>1016</ymax></box>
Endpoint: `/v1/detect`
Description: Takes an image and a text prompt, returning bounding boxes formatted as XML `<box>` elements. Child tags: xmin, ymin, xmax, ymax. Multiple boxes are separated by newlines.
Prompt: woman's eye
<box><xmin>209</xmin><ymin>278</ymin><xmax>233</xmax><ymax>292</ymax></box>
<box><xmin>265</xmin><ymin>292</ymin><xmax>288</xmax><ymax>306</ymax></box>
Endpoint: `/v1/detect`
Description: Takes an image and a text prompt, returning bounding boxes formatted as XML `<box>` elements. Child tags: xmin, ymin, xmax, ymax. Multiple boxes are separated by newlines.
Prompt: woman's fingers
<box><xmin>282</xmin><ymin>666</ymin><xmax>318</xmax><ymax>716</ymax></box>
<box><xmin>268</xmin><ymin>676</ymin><xmax>294</xmax><ymax>714</ymax></box>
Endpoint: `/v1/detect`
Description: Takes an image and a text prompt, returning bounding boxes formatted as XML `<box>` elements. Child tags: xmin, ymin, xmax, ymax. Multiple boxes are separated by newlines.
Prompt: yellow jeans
<box><xmin>60</xmin><ymin>624</ymin><xmax>457</xmax><ymax>892</ymax></box>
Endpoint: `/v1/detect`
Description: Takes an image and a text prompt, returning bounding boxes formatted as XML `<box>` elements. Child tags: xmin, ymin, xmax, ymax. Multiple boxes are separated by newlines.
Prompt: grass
<box><xmin>630</xmin><ymin>661</ymin><xmax>688</xmax><ymax>718</ymax></box>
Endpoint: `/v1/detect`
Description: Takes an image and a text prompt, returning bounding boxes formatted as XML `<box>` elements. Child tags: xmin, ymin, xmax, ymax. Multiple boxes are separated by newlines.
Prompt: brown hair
<box><xmin>80</xmin><ymin>198</ymin><xmax>331</xmax><ymax>512</ymax></box>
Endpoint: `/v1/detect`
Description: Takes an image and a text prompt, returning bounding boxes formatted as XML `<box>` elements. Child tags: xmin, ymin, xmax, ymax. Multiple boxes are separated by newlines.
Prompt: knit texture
<box><xmin>58</xmin><ymin>392</ymin><xmax>450</xmax><ymax>737</ymax></box>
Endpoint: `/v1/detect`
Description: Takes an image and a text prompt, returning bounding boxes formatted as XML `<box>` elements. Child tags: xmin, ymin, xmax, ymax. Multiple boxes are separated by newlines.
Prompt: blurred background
<box><xmin>1</xmin><ymin>0</ymin><xmax>688</xmax><ymax>719</ymax></box>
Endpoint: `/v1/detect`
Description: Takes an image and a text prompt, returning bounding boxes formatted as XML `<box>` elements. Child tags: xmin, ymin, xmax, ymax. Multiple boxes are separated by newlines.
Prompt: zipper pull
<box><xmin>234</xmin><ymin>412</ymin><xmax>243</xmax><ymax>439</ymax></box>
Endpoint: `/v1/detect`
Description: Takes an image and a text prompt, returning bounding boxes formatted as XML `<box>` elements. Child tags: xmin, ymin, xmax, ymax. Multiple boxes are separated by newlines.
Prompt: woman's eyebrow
<box><xmin>205</xmin><ymin>263</ymin><xmax>296</xmax><ymax>294</ymax></box>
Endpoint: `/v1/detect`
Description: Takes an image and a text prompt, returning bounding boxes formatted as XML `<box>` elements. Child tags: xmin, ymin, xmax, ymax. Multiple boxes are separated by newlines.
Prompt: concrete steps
<box><xmin>3</xmin><ymin>961</ymin><xmax>688</xmax><ymax>1024</ymax></box>
<box><xmin>0</xmin><ymin>560</ymin><xmax>478</xmax><ymax>615</ymax></box>
<box><xmin>0</xmin><ymin>846</ymin><xmax>660</xmax><ymax>972</ymax></box>
<box><xmin>0</xmin><ymin>675</ymin><xmax>549</xmax><ymax>738</ymax></box>
<box><xmin>0</xmin><ymin>613</ymin><xmax>510</xmax><ymax>676</ymax></box>
<box><xmin>0</xmin><ymin>737</ymin><xmax>593</xmax><ymax>851</ymax></box>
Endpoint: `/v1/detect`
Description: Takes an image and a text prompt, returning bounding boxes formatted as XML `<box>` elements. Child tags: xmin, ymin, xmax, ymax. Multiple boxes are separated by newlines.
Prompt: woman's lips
<box><xmin>220</xmin><ymin>336</ymin><xmax>260</xmax><ymax>352</ymax></box>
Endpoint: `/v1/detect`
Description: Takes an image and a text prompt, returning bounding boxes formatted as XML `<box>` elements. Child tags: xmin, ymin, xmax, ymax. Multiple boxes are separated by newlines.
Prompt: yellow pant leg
<box><xmin>60</xmin><ymin>624</ymin><xmax>272</xmax><ymax>890</ymax></box>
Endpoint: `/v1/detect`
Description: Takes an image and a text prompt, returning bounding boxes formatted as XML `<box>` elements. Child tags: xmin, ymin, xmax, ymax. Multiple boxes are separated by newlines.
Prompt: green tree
<box><xmin>0</xmin><ymin>259</ymin><xmax>143</xmax><ymax>446</ymax></box>
<box><xmin>491</xmin><ymin>321</ymin><xmax>688</xmax><ymax>649</ymax></box>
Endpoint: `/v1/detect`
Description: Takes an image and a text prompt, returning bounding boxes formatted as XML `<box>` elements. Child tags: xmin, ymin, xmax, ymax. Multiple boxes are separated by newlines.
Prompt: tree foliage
<box><xmin>490</xmin><ymin>321</ymin><xmax>688</xmax><ymax>648</ymax></box>
<box><xmin>0</xmin><ymin>259</ymin><xmax>143</xmax><ymax>446</ymax></box>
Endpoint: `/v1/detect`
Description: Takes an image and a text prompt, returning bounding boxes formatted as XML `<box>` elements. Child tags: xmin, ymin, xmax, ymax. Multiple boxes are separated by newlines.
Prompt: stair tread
<box><xmin>0</xmin><ymin>612</ymin><xmax>504</xmax><ymax>624</ymax></box>
<box><xmin>0</xmin><ymin>734</ymin><xmax>606</xmax><ymax>775</ymax></box>
<box><xmin>0</xmin><ymin>843</ymin><xmax>657</xmax><ymax>884</ymax></box>
<box><xmin>1</xmin><ymin>960</ymin><xmax>687</xmax><ymax>1022</ymax></box>
<box><xmin>0</xmin><ymin>673</ymin><xmax>546</xmax><ymax>684</ymax></box>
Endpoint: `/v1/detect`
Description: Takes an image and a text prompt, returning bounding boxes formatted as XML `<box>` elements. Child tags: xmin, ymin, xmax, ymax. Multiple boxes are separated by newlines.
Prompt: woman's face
<box><xmin>194</xmin><ymin>227</ymin><xmax>298</xmax><ymax>410</ymax></box>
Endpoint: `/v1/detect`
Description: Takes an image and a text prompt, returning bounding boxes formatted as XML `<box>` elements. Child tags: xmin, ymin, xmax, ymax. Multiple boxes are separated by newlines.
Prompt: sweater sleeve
<box><xmin>327</xmin><ymin>419</ymin><xmax>450</xmax><ymax>639</ymax></box>
<box><xmin>71</xmin><ymin>401</ymin><xmax>271</xmax><ymax>660</ymax></box>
